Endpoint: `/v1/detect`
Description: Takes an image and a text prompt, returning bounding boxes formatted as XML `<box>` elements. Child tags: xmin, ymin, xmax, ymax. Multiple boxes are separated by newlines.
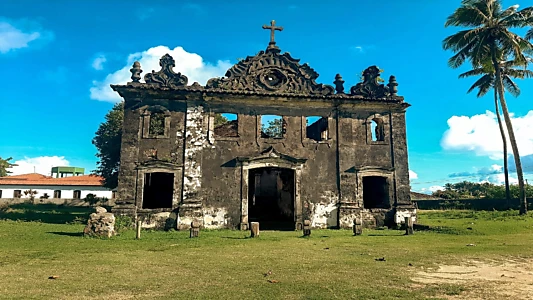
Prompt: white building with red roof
<box><xmin>0</xmin><ymin>173</ymin><xmax>114</xmax><ymax>201</ymax></box>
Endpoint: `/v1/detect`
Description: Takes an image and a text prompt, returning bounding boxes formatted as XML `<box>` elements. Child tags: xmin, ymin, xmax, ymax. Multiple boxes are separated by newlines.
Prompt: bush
<box><xmin>115</xmin><ymin>215</ymin><xmax>134</xmax><ymax>233</ymax></box>
<box><xmin>84</xmin><ymin>194</ymin><xmax>99</xmax><ymax>206</ymax></box>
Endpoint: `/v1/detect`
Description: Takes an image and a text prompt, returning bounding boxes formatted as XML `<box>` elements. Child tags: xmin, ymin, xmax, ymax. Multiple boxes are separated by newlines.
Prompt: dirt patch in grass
<box><xmin>412</xmin><ymin>258</ymin><xmax>533</xmax><ymax>299</ymax></box>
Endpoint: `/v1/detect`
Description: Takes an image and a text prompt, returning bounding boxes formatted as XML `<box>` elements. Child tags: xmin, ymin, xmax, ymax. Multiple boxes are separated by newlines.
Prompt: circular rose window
<box><xmin>259</xmin><ymin>69</ymin><xmax>287</xmax><ymax>91</ymax></box>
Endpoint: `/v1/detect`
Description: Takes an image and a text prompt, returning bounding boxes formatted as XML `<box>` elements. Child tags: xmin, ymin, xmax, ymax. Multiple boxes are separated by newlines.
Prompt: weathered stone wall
<box><xmin>116</xmin><ymin>102</ymin><xmax>141</xmax><ymax>206</ymax></box>
<box><xmin>199</xmin><ymin>101</ymin><xmax>339</xmax><ymax>229</ymax></box>
<box><xmin>390</xmin><ymin>112</ymin><xmax>412</xmax><ymax>206</ymax></box>
<box><xmin>116</xmin><ymin>96</ymin><xmax>412</xmax><ymax>230</ymax></box>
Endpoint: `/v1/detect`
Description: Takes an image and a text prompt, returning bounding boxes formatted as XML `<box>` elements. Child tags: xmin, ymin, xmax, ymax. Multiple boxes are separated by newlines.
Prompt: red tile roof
<box><xmin>0</xmin><ymin>173</ymin><xmax>104</xmax><ymax>186</ymax></box>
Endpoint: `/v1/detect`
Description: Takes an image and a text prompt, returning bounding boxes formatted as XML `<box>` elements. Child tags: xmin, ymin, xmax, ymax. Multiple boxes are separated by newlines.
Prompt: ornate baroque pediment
<box><xmin>143</xmin><ymin>54</ymin><xmax>188</xmax><ymax>88</ymax></box>
<box><xmin>350</xmin><ymin>66</ymin><xmax>396</xmax><ymax>99</ymax></box>
<box><xmin>205</xmin><ymin>49</ymin><xmax>335</xmax><ymax>96</ymax></box>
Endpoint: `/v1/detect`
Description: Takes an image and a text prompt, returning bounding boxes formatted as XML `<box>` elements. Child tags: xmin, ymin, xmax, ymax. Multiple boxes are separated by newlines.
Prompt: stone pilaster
<box><xmin>178</xmin><ymin>104</ymin><xmax>206</xmax><ymax>229</ymax></box>
<box><xmin>390</xmin><ymin>112</ymin><xmax>412</xmax><ymax>206</ymax></box>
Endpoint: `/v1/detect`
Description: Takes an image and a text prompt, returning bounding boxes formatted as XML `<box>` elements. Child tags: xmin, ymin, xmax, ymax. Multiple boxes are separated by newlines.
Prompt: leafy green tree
<box><xmin>443</xmin><ymin>0</ymin><xmax>533</xmax><ymax>214</ymax></box>
<box><xmin>92</xmin><ymin>102</ymin><xmax>124</xmax><ymax>189</ymax></box>
<box><xmin>214</xmin><ymin>113</ymin><xmax>229</xmax><ymax>127</ymax></box>
<box><xmin>432</xmin><ymin>181</ymin><xmax>533</xmax><ymax>200</ymax></box>
<box><xmin>0</xmin><ymin>157</ymin><xmax>17</xmax><ymax>177</ymax></box>
<box><xmin>261</xmin><ymin>118</ymin><xmax>284</xmax><ymax>138</ymax></box>
<box><xmin>459</xmin><ymin>57</ymin><xmax>533</xmax><ymax>204</ymax></box>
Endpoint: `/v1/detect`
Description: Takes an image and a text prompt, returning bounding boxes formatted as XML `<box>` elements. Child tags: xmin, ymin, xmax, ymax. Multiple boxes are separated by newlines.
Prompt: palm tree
<box><xmin>459</xmin><ymin>58</ymin><xmax>533</xmax><ymax>206</ymax></box>
<box><xmin>443</xmin><ymin>0</ymin><xmax>533</xmax><ymax>214</ymax></box>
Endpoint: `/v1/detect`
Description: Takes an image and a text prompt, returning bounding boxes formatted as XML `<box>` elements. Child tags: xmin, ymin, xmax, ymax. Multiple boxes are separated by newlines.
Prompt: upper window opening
<box><xmin>149</xmin><ymin>112</ymin><xmax>166</xmax><ymax>136</ymax></box>
<box><xmin>214</xmin><ymin>113</ymin><xmax>238</xmax><ymax>137</ymax></box>
<box><xmin>371</xmin><ymin>118</ymin><xmax>385</xmax><ymax>142</ymax></box>
<box><xmin>306</xmin><ymin>116</ymin><xmax>328</xmax><ymax>142</ymax></box>
<box><xmin>261</xmin><ymin>115</ymin><xmax>285</xmax><ymax>139</ymax></box>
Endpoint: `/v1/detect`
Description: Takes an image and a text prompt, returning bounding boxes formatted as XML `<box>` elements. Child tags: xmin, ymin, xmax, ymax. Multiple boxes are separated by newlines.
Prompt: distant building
<box><xmin>51</xmin><ymin>166</ymin><xmax>85</xmax><ymax>178</ymax></box>
<box><xmin>0</xmin><ymin>171</ymin><xmax>114</xmax><ymax>201</ymax></box>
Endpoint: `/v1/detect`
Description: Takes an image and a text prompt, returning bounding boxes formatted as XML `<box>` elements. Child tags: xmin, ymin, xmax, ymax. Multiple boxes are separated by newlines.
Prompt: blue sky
<box><xmin>1</xmin><ymin>0</ymin><xmax>532</xmax><ymax>193</ymax></box>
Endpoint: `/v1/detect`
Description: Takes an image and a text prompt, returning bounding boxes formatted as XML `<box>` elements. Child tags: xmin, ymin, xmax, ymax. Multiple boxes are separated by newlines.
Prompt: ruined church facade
<box><xmin>111</xmin><ymin>22</ymin><xmax>415</xmax><ymax>230</ymax></box>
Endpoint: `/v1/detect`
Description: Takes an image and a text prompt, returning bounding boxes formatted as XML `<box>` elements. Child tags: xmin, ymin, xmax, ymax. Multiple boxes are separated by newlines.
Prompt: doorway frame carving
<box><xmin>236</xmin><ymin>147</ymin><xmax>307</xmax><ymax>230</ymax></box>
<box><xmin>135</xmin><ymin>160</ymin><xmax>183</xmax><ymax>212</ymax></box>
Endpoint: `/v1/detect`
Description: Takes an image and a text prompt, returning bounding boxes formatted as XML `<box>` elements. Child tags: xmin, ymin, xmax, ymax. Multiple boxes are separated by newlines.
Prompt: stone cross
<box><xmin>303</xmin><ymin>219</ymin><xmax>311</xmax><ymax>236</ymax></box>
<box><xmin>250</xmin><ymin>222</ymin><xmax>260</xmax><ymax>238</ymax></box>
<box><xmin>405</xmin><ymin>217</ymin><xmax>414</xmax><ymax>235</ymax></box>
<box><xmin>262</xmin><ymin>20</ymin><xmax>283</xmax><ymax>46</ymax></box>
<box><xmin>136</xmin><ymin>220</ymin><xmax>141</xmax><ymax>239</ymax></box>
<box><xmin>353</xmin><ymin>218</ymin><xmax>363</xmax><ymax>236</ymax></box>
<box><xmin>190</xmin><ymin>220</ymin><xmax>200</xmax><ymax>238</ymax></box>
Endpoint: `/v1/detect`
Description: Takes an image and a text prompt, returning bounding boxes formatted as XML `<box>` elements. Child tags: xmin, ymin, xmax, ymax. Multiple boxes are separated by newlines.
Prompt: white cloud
<box><xmin>441</xmin><ymin>110</ymin><xmax>533</xmax><ymax>159</ymax></box>
<box><xmin>429</xmin><ymin>185</ymin><xmax>445</xmax><ymax>192</ymax></box>
<box><xmin>0</xmin><ymin>19</ymin><xmax>53</xmax><ymax>54</ymax></box>
<box><xmin>8</xmin><ymin>156</ymin><xmax>69</xmax><ymax>176</ymax></box>
<box><xmin>90</xmin><ymin>45</ymin><xmax>232</xmax><ymax>102</ymax></box>
<box><xmin>418</xmin><ymin>185</ymin><xmax>445</xmax><ymax>194</ymax></box>
<box><xmin>480</xmin><ymin>173</ymin><xmax>518</xmax><ymax>185</ymax></box>
<box><xmin>92</xmin><ymin>54</ymin><xmax>107</xmax><ymax>70</ymax></box>
<box><xmin>409</xmin><ymin>170</ymin><xmax>418</xmax><ymax>180</ymax></box>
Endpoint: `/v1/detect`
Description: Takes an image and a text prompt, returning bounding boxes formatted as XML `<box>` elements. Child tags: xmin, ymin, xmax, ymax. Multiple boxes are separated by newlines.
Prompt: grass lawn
<box><xmin>1</xmin><ymin>205</ymin><xmax>533</xmax><ymax>299</ymax></box>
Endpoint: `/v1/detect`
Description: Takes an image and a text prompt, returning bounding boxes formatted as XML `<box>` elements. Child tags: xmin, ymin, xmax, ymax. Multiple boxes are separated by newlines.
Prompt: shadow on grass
<box><xmin>0</xmin><ymin>203</ymin><xmax>93</xmax><ymax>224</ymax></box>
<box><xmin>367</xmin><ymin>233</ymin><xmax>405</xmax><ymax>237</ymax></box>
<box><xmin>47</xmin><ymin>231</ymin><xmax>84</xmax><ymax>237</ymax></box>
<box><xmin>220</xmin><ymin>236</ymin><xmax>250</xmax><ymax>240</ymax></box>
<box><xmin>414</xmin><ymin>223</ymin><xmax>469</xmax><ymax>235</ymax></box>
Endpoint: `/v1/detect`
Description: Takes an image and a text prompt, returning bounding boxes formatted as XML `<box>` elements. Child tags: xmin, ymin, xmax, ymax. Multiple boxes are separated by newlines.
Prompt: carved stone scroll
<box><xmin>350</xmin><ymin>66</ymin><xmax>390</xmax><ymax>98</ymax></box>
<box><xmin>144</xmin><ymin>54</ymin><xmax>188</xmax><ymax>88</ymax></box>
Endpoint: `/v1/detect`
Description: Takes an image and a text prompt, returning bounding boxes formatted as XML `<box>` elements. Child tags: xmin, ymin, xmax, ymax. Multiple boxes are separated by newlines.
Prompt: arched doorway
<box><xmin>248</xmin><ymin>167</ymin><xmax>295</xmax><ymax>230</ymax></box>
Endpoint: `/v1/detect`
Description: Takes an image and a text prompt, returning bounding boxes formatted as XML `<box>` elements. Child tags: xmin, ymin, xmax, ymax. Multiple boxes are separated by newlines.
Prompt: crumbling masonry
<box><xmin>111</xmin><ymin>21</ymin><xmax>416</xmax><ymax>230</ymax></box>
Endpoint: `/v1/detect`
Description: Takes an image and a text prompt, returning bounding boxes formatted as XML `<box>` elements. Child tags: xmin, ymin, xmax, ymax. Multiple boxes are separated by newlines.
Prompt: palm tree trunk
<box><xmin>494</xmin><ymin>89</ymin><xmax>511</xmax><ymax>206</ymax></box>
<box><xmin>491</xmin><ymin>45</ymin><xmax>527</xmax><ymax>214</ymax></box>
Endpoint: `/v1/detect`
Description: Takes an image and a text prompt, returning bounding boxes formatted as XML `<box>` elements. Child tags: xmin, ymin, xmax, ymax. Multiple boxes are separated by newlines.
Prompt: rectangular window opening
<box><xmin>73</xmin><ymin>190</ymin><xmax>81</xmax><ymax>199</ymax></box>
<box><xmin>370</xmin><ymin>118</ymin><xmax>385</xmax><ymax>142</ymax></box>
<box><xmin>53</xmin><ymin>190</ymin><xmax>61</xmax><ymax>199</ymax></box>
<box><xmin>149</xmin><ymin>112</ymin><xmax>166</xmax><ymax>136</ymax></box>
<box><xmin>306</xmin><ymin>116</ymin><xmax>328</xmax><ymax>141</ymax></box>
<box><xmin>142</xmin><ymin>172</ymin><xmax>174</xmax><ymax>209</ymax></box>
<box><xmin>363</xmin><ymin>176</ymin><xmax>390</xmax><ymax>209</ymax></box>
<box><xmin>13</xmin><ymin>190</ymin><xmax>21</xmax><ymax>198</ymax></box>
<box><xmin>261</xmin><ymin>115</ymin><xmax>284</xmax><ymax>139</ymax></box>
<box><xmin>214</xmin><ymin>113</ymin><xmax>238</xmax><ymax>137</ymax></box>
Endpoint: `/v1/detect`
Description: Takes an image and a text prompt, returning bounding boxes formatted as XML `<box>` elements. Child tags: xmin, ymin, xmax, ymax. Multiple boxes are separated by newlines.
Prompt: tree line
<box><xmin>431</xmin><ymin>181</ymin><xmax>533</xmax><ymax>200</ymax></box>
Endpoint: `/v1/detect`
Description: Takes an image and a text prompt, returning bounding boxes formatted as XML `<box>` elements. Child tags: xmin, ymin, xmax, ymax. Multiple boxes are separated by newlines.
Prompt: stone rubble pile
<box><xmin>83</xmin><ymin>206</ymin><xmax>116</xmax><ymax>238</ymax></box>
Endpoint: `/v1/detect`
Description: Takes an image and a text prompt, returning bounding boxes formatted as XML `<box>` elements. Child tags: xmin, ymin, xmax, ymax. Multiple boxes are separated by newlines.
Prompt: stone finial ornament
<box><xmin>350</xmin><ymin>66</ymin><xmax>390</xmax><ymax>98</ymax></box>
<box><xmin>144</xmin><ymin>54</ymin><xmax>188</xmax><ymax>88</ymax></box>
<box><xmin>130</xmin><ymin>61</ymin><xmax>142</xmax><ymax>83</ymax></box>
<box><xmin>333</xmin><ymin>74</ymin><xmax>345</xmax><ymax>94</ymax></box>
<box><xmin>388</xmin><ymin>75</ymin><xmax>398</xmax><ymax>96</ymax></box>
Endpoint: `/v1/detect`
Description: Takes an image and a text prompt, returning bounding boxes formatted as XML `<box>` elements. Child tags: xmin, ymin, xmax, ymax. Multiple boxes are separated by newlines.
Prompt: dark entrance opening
<box><xmin>363</xmin><ymin>176</ymin><xmax>390</xmax><ymax>209</ymax></box>
<box><xmin>142</xmin><ymin>172</ymin><xmax>174</xmax><ymax>209</ymax></box>
<box><xmin>248</xmin><ymin>167</ymin><xmax>295</xmax><ymax>230</ymax></box>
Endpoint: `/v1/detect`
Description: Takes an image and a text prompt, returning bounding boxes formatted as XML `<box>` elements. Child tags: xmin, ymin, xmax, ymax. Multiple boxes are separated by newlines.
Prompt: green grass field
<box><xmin>1</xmin><ymin>204</ymin><xmax>533</xmax><ymax>299</ymax></box>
